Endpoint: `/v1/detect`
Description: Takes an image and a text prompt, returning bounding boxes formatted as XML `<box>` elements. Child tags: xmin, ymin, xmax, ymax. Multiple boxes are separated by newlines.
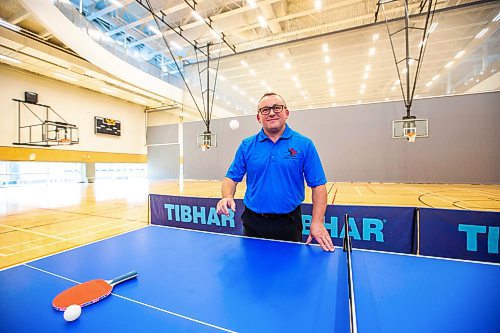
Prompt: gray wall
<box><xmin>147</xmin><ymin>125</ymin><xmax>179</xmax><ymax>179</ymax></box>
<box><xmin>148</xmin><ymin>91</ymin><xmax>500</xmax><ymax>184</ymax></box>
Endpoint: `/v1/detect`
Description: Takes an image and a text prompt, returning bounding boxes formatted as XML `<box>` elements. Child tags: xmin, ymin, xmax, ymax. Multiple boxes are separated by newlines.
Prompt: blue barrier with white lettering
<box><xmin>302</xmin><ymin>204</ymin><xmax>415</xmax><ymax>253</ymax></box>
<box><xmin>150</xmin><ymin>195</ymin><xmax>415</xmax><ymax>254</ymax></box>
<box><xmin>150</xmin><ymin>195</ymin><xmax>244</xmax><ymax>235</ymax></box>
<box><xmin>420</xmin><ymin>208</ymin><xmax>500</xmax><ymax>263</ymax></box>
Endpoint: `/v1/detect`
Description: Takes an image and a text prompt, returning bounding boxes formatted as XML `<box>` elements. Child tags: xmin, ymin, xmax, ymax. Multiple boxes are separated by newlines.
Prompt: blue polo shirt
<box><xmin>226</xmin><ymin>125</ymin><xmax>327</xmax><ymax>213</ymax></box>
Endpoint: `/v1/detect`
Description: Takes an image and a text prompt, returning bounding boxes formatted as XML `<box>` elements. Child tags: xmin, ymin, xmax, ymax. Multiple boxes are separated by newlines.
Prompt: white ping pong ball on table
<box><xmin>63</xmin><ymin>304</ymin><xmax>81</xmax><ymax>322</ymax></box>
<box><xmin>229</xmin><ymin>119</ymin><xmax>239</xmax><ymax>130</ymax></box>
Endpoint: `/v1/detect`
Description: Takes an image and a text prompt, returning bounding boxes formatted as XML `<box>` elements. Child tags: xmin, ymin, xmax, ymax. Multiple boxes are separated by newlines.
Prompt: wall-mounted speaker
<box><xmin>24</xmin><ymin>91</ymin><xmax>38</xmax><ymax>104</ymax></box>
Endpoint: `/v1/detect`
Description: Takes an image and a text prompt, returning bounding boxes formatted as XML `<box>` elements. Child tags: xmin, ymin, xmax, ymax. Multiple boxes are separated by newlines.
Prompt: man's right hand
<box><xmin>216</xmin><ymin>198</ymin><xmax>236</xmax><ymax>216</ymax></box>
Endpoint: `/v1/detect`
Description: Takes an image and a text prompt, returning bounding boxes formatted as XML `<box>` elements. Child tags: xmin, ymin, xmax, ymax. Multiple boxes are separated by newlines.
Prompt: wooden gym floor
<box><xmin>0</xmin><ymin>179</ymin><xmax>499</xmax><ymax>269</ymax></box>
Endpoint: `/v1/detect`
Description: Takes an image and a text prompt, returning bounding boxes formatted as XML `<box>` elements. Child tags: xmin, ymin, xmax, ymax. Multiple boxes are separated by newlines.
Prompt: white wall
<box><xmin>0</xmin><ymin>66</ymin><xmax>146</xmax><ymax>154</ymax></box>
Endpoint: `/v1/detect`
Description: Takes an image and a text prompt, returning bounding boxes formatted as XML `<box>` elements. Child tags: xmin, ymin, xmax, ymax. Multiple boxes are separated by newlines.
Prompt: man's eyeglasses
<box><xmin>258</xmin><ymin>104</ymin><xmax>286</xmax><ymax>115</ymax></box>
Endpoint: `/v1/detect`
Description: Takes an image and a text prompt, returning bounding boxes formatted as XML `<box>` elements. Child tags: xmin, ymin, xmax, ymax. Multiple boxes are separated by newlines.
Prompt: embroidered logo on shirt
<box><xmin>284</xmin><ymin>147</ymin><xmax>300</xmax><ymax>160</ymax></box>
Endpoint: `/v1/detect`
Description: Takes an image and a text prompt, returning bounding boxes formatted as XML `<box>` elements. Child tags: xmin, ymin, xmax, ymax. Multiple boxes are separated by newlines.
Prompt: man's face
<box><xmin>257</xmin><ymin>95</ymin><xmax>289</xmax><ymax>134</ymax></box>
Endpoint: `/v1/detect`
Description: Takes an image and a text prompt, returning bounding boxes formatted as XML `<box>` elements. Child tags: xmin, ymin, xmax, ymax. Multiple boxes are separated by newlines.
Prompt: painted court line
<box><xmin>355</xmin><ymin>186</ymin><xmax>362</xmax><ymax>196</ymax></box>
<box><xmin>4</xmin><ymin>221</ymin><xmax>144</xmax><ymax>256</ymax></box>
<box><xmin>0</xmin><ymin>223</ymin><xmax>66</xmax><ymax>241</ymax></box>
<box><xmin>0</xmin><ymin>219</ymin><xmax>137</xmax><ymax>251</ymax></box>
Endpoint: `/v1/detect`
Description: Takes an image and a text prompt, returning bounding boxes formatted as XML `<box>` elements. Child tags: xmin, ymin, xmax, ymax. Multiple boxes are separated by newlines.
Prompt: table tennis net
<box><xmin>343</xmin><ymin>213</ymin><xmax>358</xmax><ymax>333</ymax></box>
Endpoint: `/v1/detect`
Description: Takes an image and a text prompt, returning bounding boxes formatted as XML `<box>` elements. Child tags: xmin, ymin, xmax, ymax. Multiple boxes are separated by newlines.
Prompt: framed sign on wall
<box><xmin>95</xmin><ymin>116</ymin><xmax>121</xmax><ymax>136</ymax></box>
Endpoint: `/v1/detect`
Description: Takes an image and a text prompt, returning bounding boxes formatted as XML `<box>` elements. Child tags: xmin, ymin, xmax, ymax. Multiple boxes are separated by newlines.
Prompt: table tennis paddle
<box><xmin>52</xmin><ymin>271</ymin><xmax>138</xmax><ymax>311</ymax></box>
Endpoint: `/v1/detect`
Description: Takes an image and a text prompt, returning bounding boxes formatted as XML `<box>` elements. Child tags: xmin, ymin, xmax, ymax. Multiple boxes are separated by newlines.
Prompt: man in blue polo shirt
<box><xmin>216</xmin><ymin>92</ymin><xmax>334</xmax><ymax>252</ymax></box>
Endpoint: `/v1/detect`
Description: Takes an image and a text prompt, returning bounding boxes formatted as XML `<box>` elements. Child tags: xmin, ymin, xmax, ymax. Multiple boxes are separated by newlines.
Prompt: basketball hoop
<box><xmin>406</xmin><ymin>132</ymin><xmax>416</xmax><ymax>143</ymax></box>
<box><xmin>58</xmin><ymin>138</ymin><xmax>72</xmax><ymax>145</ymax></box>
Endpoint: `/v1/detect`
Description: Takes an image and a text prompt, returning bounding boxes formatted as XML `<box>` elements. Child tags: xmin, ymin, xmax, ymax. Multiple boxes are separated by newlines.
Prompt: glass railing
<box><xmin>52</xmin><ymin>0</ymin><xmax>183</xmax><ymax>88</ymax></box>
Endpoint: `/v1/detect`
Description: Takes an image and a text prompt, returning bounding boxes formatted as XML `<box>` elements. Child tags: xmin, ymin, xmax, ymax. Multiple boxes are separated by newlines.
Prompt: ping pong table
<box><xmin>0</xmin><ymin>225</ymin><xmax>498</xmax><ymax>332</ymax></box>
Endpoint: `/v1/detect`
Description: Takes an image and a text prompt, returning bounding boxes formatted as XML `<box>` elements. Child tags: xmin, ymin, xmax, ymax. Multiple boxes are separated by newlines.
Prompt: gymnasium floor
<box><xmin>0</xmin><ymin>179</ymin><xmax>499</xmax><ymax>269</ymax></box>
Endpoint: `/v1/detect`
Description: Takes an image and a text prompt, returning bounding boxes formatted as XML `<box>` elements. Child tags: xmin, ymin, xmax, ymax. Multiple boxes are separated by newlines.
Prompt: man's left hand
<box><xmin>306</xmin><ymin>222</ymin><xmax>335</xmax><ymax>252</ymax></box>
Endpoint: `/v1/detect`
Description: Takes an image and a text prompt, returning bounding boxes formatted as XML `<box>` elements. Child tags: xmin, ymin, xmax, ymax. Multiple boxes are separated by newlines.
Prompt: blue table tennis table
<box><xmin>0</xmin><ymin>225</ymin><xmax>499</xmax><ymax>332</ymax></box>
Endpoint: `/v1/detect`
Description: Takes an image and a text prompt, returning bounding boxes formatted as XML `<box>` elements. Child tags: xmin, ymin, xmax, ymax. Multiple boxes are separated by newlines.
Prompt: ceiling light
<box><xmin>394</xmin><ymin>79</ymin><xmax>400</xmax><ymax>85</ymax></box>
<box><xmin>432</xmin><ymin>74</ymin><xmax>440</xmax><ymax>81</ymax></box>
<box><xmin>328</xmin><ymin>78</ymin><xmax>333</xmax><ymax>84</ymax></box>
<box><xmin>219</xmin><ymin>75</ymin><xmax>226</xmax><ymax>81</ymax></box>
<box><xmin>0</xmin><ymin>54</ymin><xmax>21</xmax><ymax>64</ymax></box>
<box><xmin>260</xmin><ymin>81</ymin><xmax>267</xmax><ymax>87</ymax></box>
<box><xmin>257</xmin><ymin>16</ymin><xmax>267</xmax><ymax>28</ymax></box>
<box><xmin>408</xmin><ymin>58</ymin><xmax>415</xmax><ymax>65</ymax></box>
<box><xmin>372</xmin><ymin>33</ymin><xmax>379</xmax><ymax>41</ymax></box>
<box><xmin>454</xmin><ymin>50</ymin><xmax>465</xmax><ymax>59</ymax></box>
<box><xmin>239</xmin><ymin>90</ymin><xmax>246</xmax><ymax>96</ymax></box>
<box><xmin>148</xmin><ymin>25</ymin><xmax>161</xmax><ymax>35</ymax></box>
<box><xmin>292</xmin><ymin>76</ymin><xmax>298</xmax><ymax>81</ymax></box>
<box><xmin>326</xmin><ymin>70</ymin><xmax>332</xmax><ymax>77</ymax></box>
<box><xmin>210</xmin><ymin>29</ymin><xmax>221</xmax><ymax>40</ymax></box>
<box><xmin>360</xmin><ymin>89</ymin><xmax>365</xmax><ymax>94</ymax></box>
<box><xmin>0</xmin><ymin>19</ymin><xmax>21</xmax><ymax>31</ymax></box>
<box><xmin>428</xmin><ymin>22</ymin><xmax>438</xmax><ymax>34</ymax></box>
<box><xmin>322</xmin><ymin>43</ymin><xmax>328</xmax><ymax>52</ymax></box>
<box><xmin>314</xmin><ymin>0</ymin><xmax>322</xmax><ymax>10</ymax></box>
<box><xmin>240</xmin><ymin>60</ymin><xmax>248</xmax><ymax>67</ymax></box>
<box><xmin>475</xmin><ymin>28</ymin><xmax>489</xmax><ymax>39</ymax></box>
<box><xmin>300</xmin><ymin>91</ymin><xmax>306</xmax><ymax>96</ymax></box>
<box><xmin>192</xmin><ymin>11</ymin><xmax>204</xmax><ymax>23</ymax></box>
<box><xmin>324</xmin><ymin>55</ymin><xmax>330</xmax><ymax>64</ymax></box>
<box><xmin>444</xmin><ymin>61</ymin><xmax>454</xmax><ymax>69</ymax></box>
<box><xmin>170</xmin><ymin>41</ymin><xmax>183</xmax><ymax>51</ymax></box>
<box><xmin>100</xmin><ymin>87</ymin><xmax>116</xmax><ymax>94</ymax></box>
<box><xmin>249</xmin><ymin>69</ymin><xmax>256</xmax><ymax>76</ymax></box>
<box><xmin>247</xmin><ymin>0</ymin><xmax>257</xmax><ymax>8</ymax></box>
<box><xmin>284</xmin><ymin>62</ymin><xmax>291</xmax><ymax>70</ymax></box>
<box><xmin>295</xmin><ymin>82</ymin><xmax>301</xmax><ymax>88</ymax></box>
<box><xmin>363</xmin><ymin>72</ymin><xmax>369</xmax><ymax>79</ymax></box>
<box><xmin>109</xmin><ymin>0</ymin><xmax>123</xmax><ymax>8</ymax></box>
<box><xmin>391</xmin><ymin>86</ymin><xmax>396</xmax><ymax>91</ymax></box>
<box><xmin>278</xmin><ymin>52</ymin><xmax>285</xmax><ymax>59</ymax></box>
<box><xmin>368</xmin><ymin>48</ymin><xmax>376</xmax><ymax>56</ymax></box>
<box><xmin>55</xmin><ymin>73</ymin><xmax>77</xmax><ymax>81</ymax></box>
<box><xmin>360</xmin><ymin>83</ymin><xmax>366</xmax><ymax>89</ymax></box>
<box><xmin>365</xmin><ymin>64</ymin><xmax>371</xmax><ymax>71</ymax></box>
<box><xmin>493</xmin><ymin>12</ymin><xmax>500</xmax><ymax>22</ymax></box>
<box><xmin>232</xmin><ymin>85</ymin><xmax>239</xmax><ymax>91</ymax></box>
<box><xmin>425</xmin><ymin>81</ymin><xmax>432</xmax><ymax>87</ymax></box>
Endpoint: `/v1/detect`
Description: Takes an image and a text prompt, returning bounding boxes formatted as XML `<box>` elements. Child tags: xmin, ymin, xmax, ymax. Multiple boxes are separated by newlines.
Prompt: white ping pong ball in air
<box><xmin>63</xmin><ymin>304</ymin><xmax>81</xmax><ymax>322</ymax></box>
<box><xmin>229</xmin><ymin>119</ymin><xmax>239</xmax><ymax>130</ymax></box>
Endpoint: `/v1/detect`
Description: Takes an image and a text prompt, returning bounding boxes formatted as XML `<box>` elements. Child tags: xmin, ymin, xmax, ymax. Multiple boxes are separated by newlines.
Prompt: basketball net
<box><xmin>58</xmin><ymin>138</ymin><xmax>71</xmax><ymax>145</ymax></box>
<box><xmin>406</xmin><ymin>132</ymin><xmax>416</xmax><ymax>143</ymax></box>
